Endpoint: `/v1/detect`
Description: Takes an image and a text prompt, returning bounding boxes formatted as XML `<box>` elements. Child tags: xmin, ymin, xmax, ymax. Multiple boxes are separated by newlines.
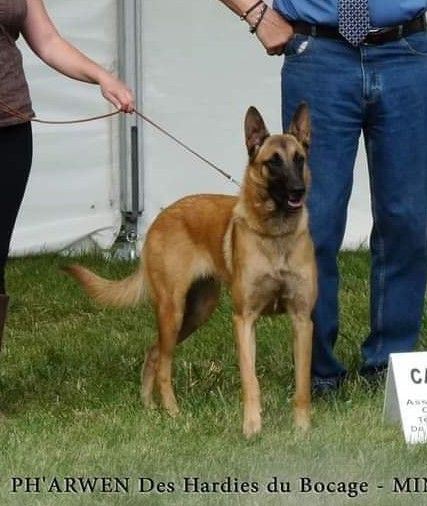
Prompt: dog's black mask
<box><xmin>266</xmin><ymin>152</ymin><xmax>306</xmax><ymax>213</ymax></box>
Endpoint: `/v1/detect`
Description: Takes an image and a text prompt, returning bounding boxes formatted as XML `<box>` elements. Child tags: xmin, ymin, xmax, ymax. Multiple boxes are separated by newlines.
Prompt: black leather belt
<box><xmin>293</xmin><ymin>13</ymin><xmax>426</xmax><ymax>45</ymax></box>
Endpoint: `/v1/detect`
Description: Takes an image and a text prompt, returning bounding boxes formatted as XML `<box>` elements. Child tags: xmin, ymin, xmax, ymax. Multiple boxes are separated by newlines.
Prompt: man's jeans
<box><xmin>282</xmin><ymin>31</ymin><xmax>427</xmax><ymax>380</ymax></box>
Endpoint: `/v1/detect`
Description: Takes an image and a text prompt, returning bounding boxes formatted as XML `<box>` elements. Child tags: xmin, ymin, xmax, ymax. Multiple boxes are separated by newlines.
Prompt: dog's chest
<box><xmin>257</xmin><ymin>263</ymin><xmax>299</xmax><ymax>300</ymax></box>
<box><xmin>251</xmin><ymin>240</ymin><xmax>301</xmax><ymax>301</ymax></box>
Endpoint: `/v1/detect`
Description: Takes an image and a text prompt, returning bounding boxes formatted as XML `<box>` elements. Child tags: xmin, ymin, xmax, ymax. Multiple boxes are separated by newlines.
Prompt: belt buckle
<box><xmin>364</xmin><ymin>24</ymin><xmax>403</xmax><ymax>44</ymax></box>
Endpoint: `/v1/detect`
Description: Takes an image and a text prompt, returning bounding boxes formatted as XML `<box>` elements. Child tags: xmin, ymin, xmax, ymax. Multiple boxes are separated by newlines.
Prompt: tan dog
<box><xmin>65</xmin><ymin>104</ymin><xmax>317</xmax><ymax>438</ymax></box>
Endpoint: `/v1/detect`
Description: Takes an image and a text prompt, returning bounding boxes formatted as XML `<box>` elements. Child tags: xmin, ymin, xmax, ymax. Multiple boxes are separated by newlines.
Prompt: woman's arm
<box><xmin>218</xmin><ymin>0</ymin><xmax>293</xmax><ymax>54</ymax></box>
<box><xmin>21</xmin><ymin>0</ymin><xmax>134</xmax><ymax>112</ymax></box>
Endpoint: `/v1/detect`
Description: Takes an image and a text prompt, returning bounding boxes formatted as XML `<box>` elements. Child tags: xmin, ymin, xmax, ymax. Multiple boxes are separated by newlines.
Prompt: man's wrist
<box><xmin>248</xmin><ymin>4</ymin><xmax>268</xmax><ymax>34</ymax></box>
<box><xmin>243</xmin><ymin>1</ymin><xmax>266</xmax><ymax>25</ymax></box>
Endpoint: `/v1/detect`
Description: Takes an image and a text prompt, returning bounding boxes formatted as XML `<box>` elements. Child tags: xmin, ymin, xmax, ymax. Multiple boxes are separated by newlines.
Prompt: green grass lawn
<box><xmin>0</xmin><ymin>251</ymin><xmax>426</xmax><ymax>505</ymax></box>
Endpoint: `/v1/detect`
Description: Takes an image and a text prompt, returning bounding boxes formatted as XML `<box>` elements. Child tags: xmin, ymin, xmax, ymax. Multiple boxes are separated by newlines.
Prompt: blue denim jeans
<box><xmin>281</xmin><ymin>31</ymin><xmax>427</xmax><ymax>380</ymax></box>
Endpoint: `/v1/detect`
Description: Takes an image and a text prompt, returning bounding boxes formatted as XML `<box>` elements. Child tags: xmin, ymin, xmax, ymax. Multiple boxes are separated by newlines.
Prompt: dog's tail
<box><xmin>63</xmin><ymin>263</ymin><xmax>147</xmax><ymax>308</ymax></box>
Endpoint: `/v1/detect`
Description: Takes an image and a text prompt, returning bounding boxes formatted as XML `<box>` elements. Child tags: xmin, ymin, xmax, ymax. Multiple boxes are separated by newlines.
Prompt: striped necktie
<box><xmin>338</xmin><ymin>0</ymin><xmax>371</xmax><ymax>46</ymax></box>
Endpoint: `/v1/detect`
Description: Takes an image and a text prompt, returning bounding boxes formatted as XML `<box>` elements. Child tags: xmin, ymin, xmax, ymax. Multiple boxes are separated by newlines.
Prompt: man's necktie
<box><xmin>338</xmin><ymin>0</ymin><xmax>371</xmax><ymax>46</ymax></box>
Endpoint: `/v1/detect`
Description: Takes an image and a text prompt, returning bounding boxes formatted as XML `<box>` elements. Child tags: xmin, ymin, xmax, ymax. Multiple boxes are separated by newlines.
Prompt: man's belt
<box><xmin>292</xmin><ymin>13</ymin><xmax>426</xmax><ymax>45</ymax></box>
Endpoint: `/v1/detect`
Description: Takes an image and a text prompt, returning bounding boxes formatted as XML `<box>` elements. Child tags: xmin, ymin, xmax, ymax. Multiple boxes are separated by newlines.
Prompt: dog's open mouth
<box><xmin>287</xmin><ymin>191</ymin><xmax>305</xmax><ymax>211</ymax></box>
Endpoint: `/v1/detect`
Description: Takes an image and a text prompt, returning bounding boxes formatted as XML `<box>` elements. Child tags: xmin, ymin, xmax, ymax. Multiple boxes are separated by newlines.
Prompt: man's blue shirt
<box><xmin>273</xmin><ymin>0</ymin><xmax>427</xmax><ymax>27</ymax></box>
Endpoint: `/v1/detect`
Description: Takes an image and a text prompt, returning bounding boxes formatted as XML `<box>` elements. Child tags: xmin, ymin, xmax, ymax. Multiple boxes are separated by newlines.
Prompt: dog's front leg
<box><xmin>233</xmin><ymin>311</ymin><xmax>261</xmax><ymax>438</ymax></box>
<box><xmin>288</xmin><ymin>302</ymin><xmax>313</xmax><ymax>432</ymax></box>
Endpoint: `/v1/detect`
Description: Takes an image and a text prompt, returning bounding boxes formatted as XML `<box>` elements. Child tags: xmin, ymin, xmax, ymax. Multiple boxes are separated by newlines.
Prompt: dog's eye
<box><xmin>265</xmin><ymin>153</ymin><xmax>283</xmax><ymax>174</ymax></box>
<box><xmin>293</xmin><ymin>153</ymin><xmax>305</xmax><ymax>173</ymax></box>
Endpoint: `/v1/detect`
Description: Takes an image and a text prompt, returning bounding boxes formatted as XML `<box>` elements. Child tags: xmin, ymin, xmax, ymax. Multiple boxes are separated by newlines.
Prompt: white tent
<box><xmin>11</xmin><ymin>0</ymin><xmax>372</xmax><ymax>256</ymax></box>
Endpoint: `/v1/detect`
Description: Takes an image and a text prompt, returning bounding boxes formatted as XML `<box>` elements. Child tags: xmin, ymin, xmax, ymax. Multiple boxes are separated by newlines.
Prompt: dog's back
<box><xmin>65</xmin><ymin>193</ymin><xmax>237</xmax><ymax>308</ymax></box>
<box><xmin>145</xmin><ymin>194</ymin><xmax>237</xmax><ymax>284</ymax></box>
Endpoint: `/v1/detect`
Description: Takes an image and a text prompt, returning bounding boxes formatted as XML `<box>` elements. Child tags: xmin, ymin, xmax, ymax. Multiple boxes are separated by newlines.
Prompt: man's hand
<box><xmin>218</xmin><ymin>0</ymin><xmax>294</xmax><ymax>55</ymax></box>
<box><xmin>248</xmin><ymin>6</ymin><xmax>294</xmax><ymax>55</ymax></box>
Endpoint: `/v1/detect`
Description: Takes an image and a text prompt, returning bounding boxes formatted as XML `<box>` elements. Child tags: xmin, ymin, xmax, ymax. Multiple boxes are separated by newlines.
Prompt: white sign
<box><xmin>383</xmin><ymin>352</ymin><xmax>427</xmax><ymax>444</ymax></box>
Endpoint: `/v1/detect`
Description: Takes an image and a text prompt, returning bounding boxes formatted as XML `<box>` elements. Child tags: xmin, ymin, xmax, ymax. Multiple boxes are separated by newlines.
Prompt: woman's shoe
<box><xmin>0</xmin><ymin>294</ymin><xmax>9</xmax><ymax>351</ymax></box>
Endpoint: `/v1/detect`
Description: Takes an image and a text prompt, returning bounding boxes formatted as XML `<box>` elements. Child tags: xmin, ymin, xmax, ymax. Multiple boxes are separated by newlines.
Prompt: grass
<box><xmin>0</xmin><ymin>251</ymin><xmax>426</xmax><ymax>505</ymax></box>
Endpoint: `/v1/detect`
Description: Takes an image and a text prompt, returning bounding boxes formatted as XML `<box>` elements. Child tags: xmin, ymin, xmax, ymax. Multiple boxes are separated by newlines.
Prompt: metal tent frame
<box><xmin>116</xmin><ymin>0</ymin><xmax>144</xmax><ymax>259</ymax></box>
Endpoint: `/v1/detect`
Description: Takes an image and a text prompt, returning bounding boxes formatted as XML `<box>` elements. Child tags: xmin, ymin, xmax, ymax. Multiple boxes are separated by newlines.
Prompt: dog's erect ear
<box><xmin>245</xmin><ymin>106</ymin><xmax>270</xmax><ymax>160</ymax></box>
<box><xmin>288</xmin><ymin>102</ymin><xmax>311</xmax><ymax>151</ymax></box>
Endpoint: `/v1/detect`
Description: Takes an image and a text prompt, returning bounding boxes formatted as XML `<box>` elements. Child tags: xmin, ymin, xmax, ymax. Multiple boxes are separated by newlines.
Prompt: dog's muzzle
<box><xmin>287</xmin><ymin>188</ymin><xmax>306</xmax><ymax>210</ymax></box>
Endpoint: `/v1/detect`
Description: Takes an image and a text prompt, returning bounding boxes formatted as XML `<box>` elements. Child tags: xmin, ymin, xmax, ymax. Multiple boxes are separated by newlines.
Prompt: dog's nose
<box><xmin>288</xmin><ymin>188</ymin><xmax>306</xmax><ymax>201</ymax></box>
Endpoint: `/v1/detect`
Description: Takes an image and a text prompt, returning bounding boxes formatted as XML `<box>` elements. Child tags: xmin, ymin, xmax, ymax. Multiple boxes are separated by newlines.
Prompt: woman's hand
<box><xmin>23</xmin><ymin>0</ymin><xmax>135</xmax><ymax>112</ymax></box>
<box><xmin>99</xmin><ymin>74</ymin><xmax>135</xmax><ymax>113</ymax></box>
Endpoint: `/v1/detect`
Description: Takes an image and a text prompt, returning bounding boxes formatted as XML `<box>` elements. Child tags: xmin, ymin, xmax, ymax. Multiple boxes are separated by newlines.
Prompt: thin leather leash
<box><xmin>0</xmin><ymin>97</ymin><xmax>241</xmax><ymax>188</ymax></box>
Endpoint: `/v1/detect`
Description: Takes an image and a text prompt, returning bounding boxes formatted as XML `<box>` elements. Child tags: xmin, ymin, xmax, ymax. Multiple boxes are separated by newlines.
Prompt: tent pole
<box><xmin>116</xmin><ymin>0</ymin><xmax>144</xmax><ymax>260</ymax></box>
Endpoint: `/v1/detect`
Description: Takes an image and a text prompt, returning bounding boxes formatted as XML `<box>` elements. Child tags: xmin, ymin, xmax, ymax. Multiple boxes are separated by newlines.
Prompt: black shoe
<box><xmin>312</xmin><ymin>375</ymin><xmax>343</xmax><ymax>396</ymax></box>
<box><xmin>359</xmin><ymin>365</ymin><xmax>388</xmax><ymax>387</ymax></box>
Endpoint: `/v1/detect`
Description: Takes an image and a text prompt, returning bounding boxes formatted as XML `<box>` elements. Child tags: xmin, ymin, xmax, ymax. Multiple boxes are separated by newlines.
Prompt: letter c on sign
<box><xmin>411</xmin><ymin>369</ymin><xmax>422</xmax><ymax>384</ymax></box>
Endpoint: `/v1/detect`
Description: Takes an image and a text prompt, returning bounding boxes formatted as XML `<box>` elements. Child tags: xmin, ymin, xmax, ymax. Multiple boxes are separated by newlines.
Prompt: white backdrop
<box><xmin>10</xmin><ymin>0</ymin><xmax>372</xmax><ymax>255</ymax></box>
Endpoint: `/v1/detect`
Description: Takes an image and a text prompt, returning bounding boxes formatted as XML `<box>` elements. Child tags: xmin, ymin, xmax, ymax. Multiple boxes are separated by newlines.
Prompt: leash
<box><xmin>133</xmin><ymin>110</ymin><xmax>241</xmax><ymax>187</ymax></box>
<box><xmin>0</xmin><ymin>98</ymin><xmax>240</xmax><ymax>188</ymax></box>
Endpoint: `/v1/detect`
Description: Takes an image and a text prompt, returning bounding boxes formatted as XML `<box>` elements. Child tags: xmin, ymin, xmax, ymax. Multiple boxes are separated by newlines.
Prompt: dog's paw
<box><xmin>165</xmin><ymin>404</ymin><xmax>180</xmax><ymax>418</ymax></box>
<box><xmin>243</xmin><ymin>413</ymin><xmax>262</xmax><ymax>438</ymax></box>
<box><xmin>141</xmin><ymin>389</ymin><xmax>155</xmax><ymax>409</ymax></box>
<box><xmin>143</xmin><ymin>398</ymin><xmax>157</xmax><ymax>410</ymax></box>
<box><xmin>294</xmin><ymin>409</ymin><xmax>311</xmax><ymax>433</ymax></box>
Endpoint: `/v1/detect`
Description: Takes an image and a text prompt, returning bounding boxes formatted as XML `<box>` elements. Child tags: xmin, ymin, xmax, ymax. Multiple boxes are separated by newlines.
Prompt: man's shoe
<box><xmin>312</xmin><ymin>375</ymin><xmax>343</xmax><ymax>396</ymax></box>
<box><xmin>359</xmin><ymin>365</ymin><xmax>388</xmax><ymax>387</ymax></box>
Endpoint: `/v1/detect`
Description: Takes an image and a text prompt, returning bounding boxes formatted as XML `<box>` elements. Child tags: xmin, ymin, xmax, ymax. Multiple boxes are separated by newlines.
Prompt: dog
<box><xmin>64</xmin><ymin>104</ymin><xmax>317</xmax><ymax>438</ymax></box>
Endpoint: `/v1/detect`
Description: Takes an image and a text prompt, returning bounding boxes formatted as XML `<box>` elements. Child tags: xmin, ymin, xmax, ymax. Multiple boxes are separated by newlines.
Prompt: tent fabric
<box><xmin>10</xmin><ymin>0</ymin><xmax>371</xmax><ymax>256</ymax></box>
<box><xmin>10</xmin><ymin>0</ymin><xmax>121</xmax><ymax>256</ymax></box>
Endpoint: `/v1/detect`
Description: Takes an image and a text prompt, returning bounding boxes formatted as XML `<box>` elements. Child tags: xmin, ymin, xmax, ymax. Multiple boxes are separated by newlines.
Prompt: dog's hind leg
<box><xmin>141</xmin><ymin>277</ymin><xmax>220</xmax><ymax>411</ymax></box>
<box><xmin>141</xmin><ymin>342</ymin><xmax>159</xmax><ymax>408</ymax></box>
<box><xmin>154</xmin><ymin>296</ymin><xmax>185</xmax><ymax>417</ymax></box>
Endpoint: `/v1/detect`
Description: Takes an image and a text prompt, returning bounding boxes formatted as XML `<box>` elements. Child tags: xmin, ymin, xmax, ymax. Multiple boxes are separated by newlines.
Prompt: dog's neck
<box><xmin>234</xmin><ymin>174</ymin><xmax>308</xmax><ymax>238</ymax></box>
